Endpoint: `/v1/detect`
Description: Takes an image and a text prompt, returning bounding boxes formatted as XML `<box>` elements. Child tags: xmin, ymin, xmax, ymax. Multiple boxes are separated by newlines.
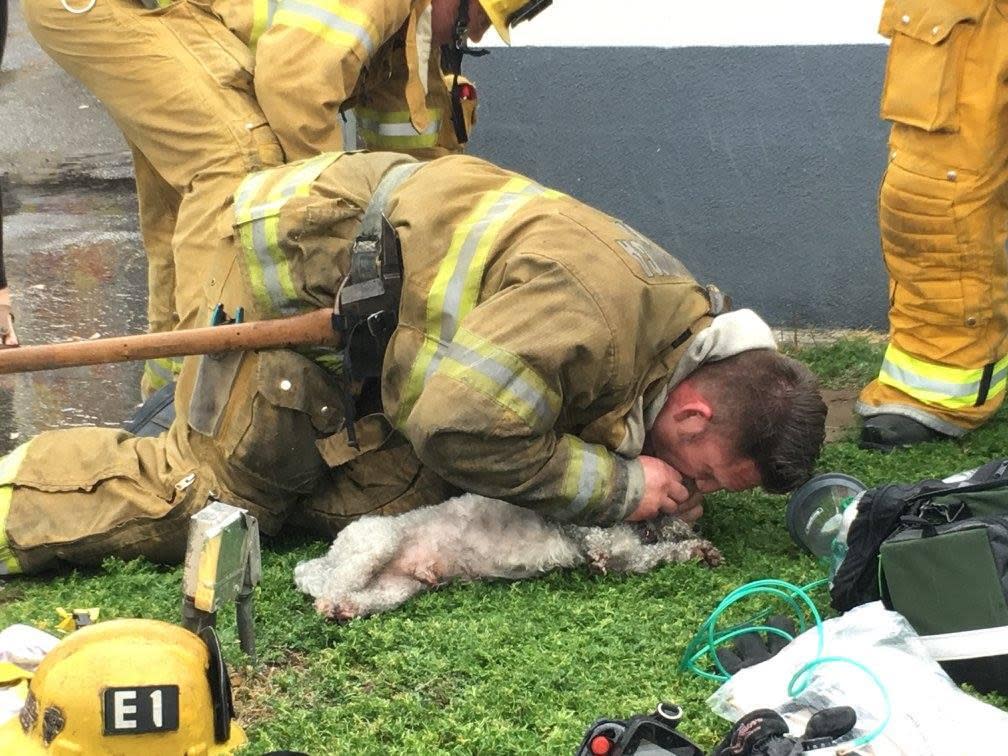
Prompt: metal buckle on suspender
<box><xmin>332</xmin><ymin>164</ymin><xmax>421</xmax><ymax>448</ymax></box>
<box><xmin>333</xmin><ymin>214</ymin><xmax>404</xmax><ymax>383</ymax></box>
<box><xmin>332</xmin><ymin>215</ymin><xmax>403</xmax><ymax>450</ymax></box>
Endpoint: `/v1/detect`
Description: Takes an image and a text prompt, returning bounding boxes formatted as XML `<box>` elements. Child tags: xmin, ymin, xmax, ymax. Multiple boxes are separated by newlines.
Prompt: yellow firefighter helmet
<box><xmin>0</xmin><ymin>619</ymin><xmax>247</xmax><ymax>755</ymax></box>
<box><xmin>477</xmin><ymin>0</ymin><xmax>552</xmax><ymax>43</ymax></box>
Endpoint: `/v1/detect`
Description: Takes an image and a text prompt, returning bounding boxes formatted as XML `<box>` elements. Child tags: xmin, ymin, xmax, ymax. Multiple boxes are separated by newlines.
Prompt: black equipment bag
<box><xmin>830</xmin><ymin>459</ymin><xmax>1008</xmax><ymax>694</ymax></box>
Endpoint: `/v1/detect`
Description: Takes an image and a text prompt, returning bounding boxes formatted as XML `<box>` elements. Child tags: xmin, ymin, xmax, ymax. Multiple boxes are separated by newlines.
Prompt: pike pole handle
<box><xmin>0</xmin><ymin>307</ymin><xmax>341</xmax><ymax>374</ymax></box>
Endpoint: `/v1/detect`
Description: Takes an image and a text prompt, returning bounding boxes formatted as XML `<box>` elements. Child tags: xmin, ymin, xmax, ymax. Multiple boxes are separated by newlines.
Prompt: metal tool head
<box><xmin>183</xmin><ymin>500</ymin><xmax>261</xmax><ymax>613</ymax></box>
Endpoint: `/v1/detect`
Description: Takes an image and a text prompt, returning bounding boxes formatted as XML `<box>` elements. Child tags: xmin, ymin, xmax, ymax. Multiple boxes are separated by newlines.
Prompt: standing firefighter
<box><xmin>0</xmin><ymin>152</ymin><xmax>827</xmax><ymax>575</ymax></box>
<box><xmin>857</xmin><ymin>0</ymin><xmax>1008</xmax><ymax>450</ymax></box>
<box><xmin>20</xmin><ymin>0</ymin><xmax>549</xmax><ymax>397</ymax></box>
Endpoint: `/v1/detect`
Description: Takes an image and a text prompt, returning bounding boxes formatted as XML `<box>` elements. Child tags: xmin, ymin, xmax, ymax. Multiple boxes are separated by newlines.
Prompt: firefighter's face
<box><xmin>646</xmin><ymin>382</ymin><xmax>762</xmax><ymax>494</ymax></box>
<box><xmin>432</xmin><ymin>0</ymin><xmax>493</xmax><ymax>45</ymax></box>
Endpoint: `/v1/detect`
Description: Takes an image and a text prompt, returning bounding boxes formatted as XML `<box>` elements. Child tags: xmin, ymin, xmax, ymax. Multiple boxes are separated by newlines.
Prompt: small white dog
<box><xmin>294</xmin><ymin>494</ymin><xmax>723</xmax><ymax>621</ymax></box>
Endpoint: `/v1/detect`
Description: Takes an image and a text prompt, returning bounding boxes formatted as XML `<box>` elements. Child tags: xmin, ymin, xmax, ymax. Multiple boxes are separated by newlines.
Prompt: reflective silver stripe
<box><xmin>991</xmin><ymin>364</ymin><xmax>1008</xmax><ymax>393</ymax></box>
<box><xmin>444</xmin><ymin>340</ymin><xmax>555</xmax><ymax>430</ymax></box>
<box><xmin>572</xmin><ymin>448</ymin><xmax>601</xmax><ymax>516</ymax></box>
<box><xmin>234</xmin><ymin>170</ymin><xmax>272</xmax><ymax>223</ymax></box>
<box><xmin>357</xmin><ymin>116</ymin><xmax>441</xmax><ymax>138</ymax></box>
<box><xmin>246</xmin><ymin>216</ymin><xmax>297</xmax><ymax>312</ymax></box>
<box><xmin>279</xmin><ymin>0</ymin><xmax>376</xmax><ymax>54</ymax></box>
<box><xmin>550</xmin><ymin>439</ymin><xmax>614</xmax><ymax>523</ymax></box>
<box><xmin>880</xmin><ymin>357</ymin><xmax>981</xmax><ymax>399</ymax></box>
<box><xmin>427</xmin><ymin>184</ymin><xmax>545</xmax><ymax>380</ymax></box>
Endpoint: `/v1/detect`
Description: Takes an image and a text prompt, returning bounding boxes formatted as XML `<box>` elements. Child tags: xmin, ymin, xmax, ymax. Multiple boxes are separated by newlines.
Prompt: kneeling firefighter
<box><xmin>0</xmin><ymin>150</ymin><xmax>825</xmax><ymax>575</ymax></box>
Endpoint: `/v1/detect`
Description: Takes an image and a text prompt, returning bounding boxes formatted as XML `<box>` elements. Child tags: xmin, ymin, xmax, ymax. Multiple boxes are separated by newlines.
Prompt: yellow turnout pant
<box><xmin>22</xmin><ymin>0</ymin><xmax>284</xmax><ymax>397</ymax></box>
<box><xmin>858</xmin><ymin>0</ymin><xmax>1008</xmax><ymax>434</ymax></box>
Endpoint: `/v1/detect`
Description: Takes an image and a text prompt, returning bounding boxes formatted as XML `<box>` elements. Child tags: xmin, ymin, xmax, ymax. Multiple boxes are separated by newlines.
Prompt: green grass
<box><xmin>2</xmin><ymin>337</ymin><xmax>1007</xmax><ymax>754</ymax></box>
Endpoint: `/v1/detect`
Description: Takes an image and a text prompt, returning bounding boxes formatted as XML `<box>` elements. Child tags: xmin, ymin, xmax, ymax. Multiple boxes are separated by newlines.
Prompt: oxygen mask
<box><xmin>786</xmin><ymin>473</ymin><xmax>867</xmax><ymax>577</ymax></box>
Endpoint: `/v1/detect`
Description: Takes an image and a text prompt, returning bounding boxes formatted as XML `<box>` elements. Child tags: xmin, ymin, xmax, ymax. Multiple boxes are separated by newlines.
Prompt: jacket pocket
<box><xmin>878</xmin><ymin>0</ymin><xmax>986</xmax><ymax>132</ymax></box>
<box><xmin>213</xmin><ymin>350</ymin><xmax>345</xmax><ymax>493</ymax></box>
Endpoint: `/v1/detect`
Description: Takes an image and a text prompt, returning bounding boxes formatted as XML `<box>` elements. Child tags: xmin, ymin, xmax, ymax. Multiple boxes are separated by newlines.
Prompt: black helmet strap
<box><xmin>441</xmin><ymin>0</ymin><xmax>488</xmax><ymax>144</ymax></box>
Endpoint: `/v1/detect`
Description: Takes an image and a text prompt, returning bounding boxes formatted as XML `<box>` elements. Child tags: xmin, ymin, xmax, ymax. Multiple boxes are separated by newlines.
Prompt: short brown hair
<box><xmin>689</xmin><ymin>349</ymin><xmax>827</xmax><ymax>493</ymax></box>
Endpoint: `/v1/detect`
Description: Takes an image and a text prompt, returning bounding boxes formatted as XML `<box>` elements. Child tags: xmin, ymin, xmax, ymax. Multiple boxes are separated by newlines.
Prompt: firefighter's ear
<box><xmin>670</xmin><ymin>400</ymin><xmax>712</xmax><ymax>437</ymax></box>
<box><xmin>665</xmin><ymin>382</ymin><xmax>714</xmax><ymax>437</ymax></box>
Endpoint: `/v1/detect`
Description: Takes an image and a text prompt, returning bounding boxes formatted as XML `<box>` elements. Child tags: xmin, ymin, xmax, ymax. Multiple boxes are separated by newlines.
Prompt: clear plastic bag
<box><xmin>0</xmin><ymin>624</ymin><xmax>59</xmax><ymax>723</ymax></box>
<box><xmin>707</xmin><ymin>602</ymin><xmax>1008</xmax><ymax>755</ymax></box>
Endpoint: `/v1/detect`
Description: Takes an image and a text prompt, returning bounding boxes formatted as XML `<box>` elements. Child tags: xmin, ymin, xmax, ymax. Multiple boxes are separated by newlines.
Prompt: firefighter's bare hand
<box><xmin>627</xmin><ymin>455</ymin><xmax>692</xmax><ymax>521</ymax></box>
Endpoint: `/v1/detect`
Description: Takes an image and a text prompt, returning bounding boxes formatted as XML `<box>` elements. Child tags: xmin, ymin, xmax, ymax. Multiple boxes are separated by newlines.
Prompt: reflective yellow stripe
<box><xmin>143</xmin><ymin>357</ymin><xmax>182</xmax><ymax>392</ymax></box>
<box><xmin>0</xmin><ymin>443</ymin><xmax>31</xmax><ymax>575</ymax></box>
<box><xmin>233</xmin><ymin>154</ymin><xmax>341</xmax><ymax>315</ymax></box>
<box><xmin>879</xmin><ymin>344</ymin><xmax>1008</xmax><ymax>409</ymax></box>
<box><xmin>357</xmin><ymin>107</ymin><xmax>442</xmax><ymax>150</ymax></box>
<box><xmin>396</xmin><ymin>178</ymin><xmax>562</xmax><ymax>426</ymax></box>
<box><xmin>303</xmin><ymin>348</ymin><xmax>345</xmax><ymax>375</ymax></box>
<box><xmin>249</xmin><ymin>0</ymin><xmax>280</xmax><ymax>50</ymax></box>
<box><xmin>556</xmin><ymin>438</ymin><xmax>613</xmax><ymax>521</ymax></box>
<box><xmin>273</xmin><ymin>0</ymin><xmax>379</xmax><ymax>54</ymax></box>
<box><xmin>435</xmin><ymin>327</ymin><xmax>560</xmax><ymax>432</ymax></box>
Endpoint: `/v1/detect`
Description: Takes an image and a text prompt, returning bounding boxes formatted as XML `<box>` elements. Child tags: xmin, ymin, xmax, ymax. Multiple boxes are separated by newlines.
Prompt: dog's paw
<box><xmin>690</xmin><ymin>541</ymin><xmax>724</xmax><ymax>568</ymax></box>
<box><xmin>315</xmin><ymin>596</ymin><xmax>362</xmax><ymax>622</ymax></box>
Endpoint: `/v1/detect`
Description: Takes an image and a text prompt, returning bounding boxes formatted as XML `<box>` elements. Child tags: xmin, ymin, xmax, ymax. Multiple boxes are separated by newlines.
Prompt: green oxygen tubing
<box><xmin>680</xmin><ymin>577</ymin><xmax>891</xmax><ymax>749</ymax></box>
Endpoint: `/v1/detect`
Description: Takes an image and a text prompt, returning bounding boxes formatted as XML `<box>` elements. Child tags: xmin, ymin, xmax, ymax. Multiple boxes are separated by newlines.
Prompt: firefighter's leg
<box><xmin>131</xmin><ymin>146</ymin><xmax>184</xmax><ymax>399</ymax></box>
<box><xmin>293</xmin><ymin>437</ymin><xmax>458</xmax><ymax>540</ymax></box>
<box><xmin>0</xmin><ymin>371</ymin><xmax>214</xmax><ymax>575</ymax></box>
<box><xmin>0</xmin><ymin>346</ymin><xmax>345</xmax><ymax>574</ymax></box>
<box><xmin>0</xmin><ymin>243</ymin><xmax>344</xmax><ymax>573</ymax></box>
<box><xmin>858</xmin><ymin>2</ymin><xmax>1008</xmax><ymax>444</ymax></box>
<box><xmin>22</xmin><ymin>0</ymin><xmax>283</xmax><ymax>329</ymax></box>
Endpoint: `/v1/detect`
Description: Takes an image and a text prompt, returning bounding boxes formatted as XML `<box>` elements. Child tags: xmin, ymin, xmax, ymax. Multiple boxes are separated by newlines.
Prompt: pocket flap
<box><xmin>880</xmin><ymin>0</ymin><xmax>985</xmax><ymax>43</ymax></box>
<box><xmin>256</xmin><ymin>351</ymin><xmax>344</xmax><ymax>433</ymax></box>
<box><xmin>315</xmin><ymin>413</ymin><xmax>394</xmax><ymax>467</ymax></box>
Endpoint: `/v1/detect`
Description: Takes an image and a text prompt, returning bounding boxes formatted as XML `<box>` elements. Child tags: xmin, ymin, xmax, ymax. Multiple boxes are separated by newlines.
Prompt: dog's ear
<box><xmin>652</xmin><ymin>515</ymin><xmax>695</xmax><ymax>542</ymax></box>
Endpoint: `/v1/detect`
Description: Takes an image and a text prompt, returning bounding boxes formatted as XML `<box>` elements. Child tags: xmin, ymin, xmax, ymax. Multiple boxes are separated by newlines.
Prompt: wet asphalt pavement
<box><xmin>2</xmin><ymin>2</ymin><xmax>146</xmax><ymax>456</ymax></box>
<box><xmin>0</xmin><ymin>179</ymin><xmax>147</xmax><ymax>456</ymax></box>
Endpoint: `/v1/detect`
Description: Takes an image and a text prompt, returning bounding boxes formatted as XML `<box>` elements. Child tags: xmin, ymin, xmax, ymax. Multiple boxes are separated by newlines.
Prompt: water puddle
<box><xmin>0</xmin><ymin>178</ymin><xmax>147</xmax><ymax>455</ymax></box>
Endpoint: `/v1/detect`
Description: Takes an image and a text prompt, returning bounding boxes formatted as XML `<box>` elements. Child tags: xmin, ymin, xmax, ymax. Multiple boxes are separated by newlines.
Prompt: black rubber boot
<box><xmin>122</xmin><ymin>382</ymin><xmax>176</xmax><ymax>438</ymax></box>
<box><xmin>858</xmin><ymin>413</ymin><xmax>950</xmax><ymax>452</ymax></box>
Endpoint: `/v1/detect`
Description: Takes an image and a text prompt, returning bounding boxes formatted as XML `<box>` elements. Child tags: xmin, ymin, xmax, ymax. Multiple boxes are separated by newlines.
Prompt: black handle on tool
<box><xmin>181</xmin><ymin>596</ymin><xmax>218</xmax><ymax>636</ymax></box>
<box><xmin>236</xmin><ymin>563</ymin><xmax>257</xmax><ymax>666</ymax></box>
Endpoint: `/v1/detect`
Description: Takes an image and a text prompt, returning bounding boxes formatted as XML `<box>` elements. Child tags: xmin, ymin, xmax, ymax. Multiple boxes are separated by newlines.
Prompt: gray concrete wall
<box><xmin>464</xmin><ymin>46</ymin><xmax>891</xmax><ymax>329</ymax></box>
<box><xmin>1</xmin><ymin>1</ymin><xmax>892</xmax><ymax>328</ymax></box>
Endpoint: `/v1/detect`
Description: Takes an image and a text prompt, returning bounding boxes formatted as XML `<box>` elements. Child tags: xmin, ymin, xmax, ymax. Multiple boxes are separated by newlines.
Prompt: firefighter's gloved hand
<box><xmin>711</xmin><ymin>706</ymin><xmax>857</xmax><ymax>756</ymax></box>
<box><xmin>715</xmin><ymin>614</ymin><xmax>797</xmax><ymax>675</ymax></box>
